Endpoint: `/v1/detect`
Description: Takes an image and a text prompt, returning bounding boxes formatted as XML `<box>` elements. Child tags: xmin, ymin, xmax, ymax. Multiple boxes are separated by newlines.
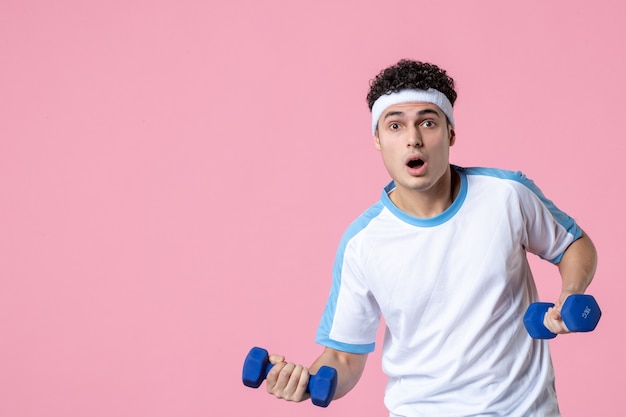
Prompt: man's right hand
<box><xmin>265</xmin><ymin>354</ymin><xmax>311</xmax><ymax>403</ymax></box>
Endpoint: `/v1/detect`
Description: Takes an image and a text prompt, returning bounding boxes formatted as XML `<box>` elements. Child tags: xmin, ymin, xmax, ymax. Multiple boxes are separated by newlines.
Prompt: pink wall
<box><xmin>1</xmin><ymin>1</ymin><xmax>624</xmax><ymax>416</ymax></box>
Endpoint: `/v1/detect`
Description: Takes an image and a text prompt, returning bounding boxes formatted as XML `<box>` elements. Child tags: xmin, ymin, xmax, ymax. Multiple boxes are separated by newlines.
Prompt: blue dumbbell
<box><xmin>242</xmin><ymin>346</ymin><xmax>338</xmax><ymax>408</ymax></box>
<box><xmin>524</xmin><ymin>294</ymin><xmax>602</xmax><ymax>339</ymax></box>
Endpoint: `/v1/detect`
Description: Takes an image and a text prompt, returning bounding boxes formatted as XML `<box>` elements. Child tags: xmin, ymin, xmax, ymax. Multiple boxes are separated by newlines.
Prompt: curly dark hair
<box><xmin>366</xmin><ymin>59</ymin><xmax>457</xmax><ymax>110</ymax></box>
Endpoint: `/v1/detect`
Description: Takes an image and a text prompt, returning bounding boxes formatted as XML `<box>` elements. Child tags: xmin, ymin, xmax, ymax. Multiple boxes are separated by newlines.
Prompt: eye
<box><xmin>389</xmin><ymin>122</ymin><xmax>401</xmax><ymax>130</ymax></box>
<box><xmin>421</xmin><ymin>120</ymin><xmax>436</xmax><ymax>128</ymax></box>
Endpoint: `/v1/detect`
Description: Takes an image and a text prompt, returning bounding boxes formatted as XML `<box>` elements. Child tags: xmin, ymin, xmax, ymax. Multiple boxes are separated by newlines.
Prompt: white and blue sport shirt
<box><xmin>316</xmin><ymin>166</ymin><xmax>581</xmax><ymax>417</ymax></box>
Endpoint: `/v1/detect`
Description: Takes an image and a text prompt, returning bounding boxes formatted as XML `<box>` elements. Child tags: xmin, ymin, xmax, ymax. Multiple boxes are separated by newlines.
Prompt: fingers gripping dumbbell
<box><xmin>242</xmin><ymin>346</ymin><xmax>338</xmax><ymax>408</ymax></box>
<box><xmin>524</xmin><ymin>294</ymin><xmax>602</xmax><ymax>339</ymax></box>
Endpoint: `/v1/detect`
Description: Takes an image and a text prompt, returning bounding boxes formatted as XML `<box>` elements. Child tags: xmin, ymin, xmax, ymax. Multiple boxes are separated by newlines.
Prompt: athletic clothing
<box><xmin>316</xmin><ymin>166</ymin><xmax>582</xmax><ymax>416</ymax></box>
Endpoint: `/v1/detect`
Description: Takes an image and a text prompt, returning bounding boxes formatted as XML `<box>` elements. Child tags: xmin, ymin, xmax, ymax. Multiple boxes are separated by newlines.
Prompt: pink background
<box><xmin>1</xmin><ymin>1</ymin><xmax>624</xmax><ymax>416</ymax></box>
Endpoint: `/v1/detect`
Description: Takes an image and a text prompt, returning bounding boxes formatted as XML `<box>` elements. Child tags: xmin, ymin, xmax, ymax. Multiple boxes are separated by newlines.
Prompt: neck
<box><xmin>390</xmin><ymin>166</ymin><xmax>460</xmax><ymax>219</ymax></box>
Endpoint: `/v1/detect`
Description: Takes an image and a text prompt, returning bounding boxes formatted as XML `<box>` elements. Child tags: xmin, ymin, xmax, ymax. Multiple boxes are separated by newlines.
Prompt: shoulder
<box><xmin>458</xmin><ymin>166</ymin><xmax>529</xmax><ymax>182</ymax></box>
<box><xmin>340</xmin><ymin>201</ymin><xmax>386</xmax><ymax>244</ymax></box>
<box><xmin>456</xmin><ymin>166</ymin><xmax>543</xmax><ymax>196</ymax></box>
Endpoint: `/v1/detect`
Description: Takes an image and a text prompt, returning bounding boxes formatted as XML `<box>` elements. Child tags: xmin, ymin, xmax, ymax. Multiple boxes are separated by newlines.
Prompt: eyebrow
<box><xmin>383</xmin><ymin>108</ymin><xmax>441</xmax><ymax>120</ymax></box>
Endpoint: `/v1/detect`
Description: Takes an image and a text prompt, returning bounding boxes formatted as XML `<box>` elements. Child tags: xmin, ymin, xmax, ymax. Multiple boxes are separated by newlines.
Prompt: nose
<box><xmin>407</xmin><ymin>125</ymin><xmax>422</xmax><ymax>148</ymax></box>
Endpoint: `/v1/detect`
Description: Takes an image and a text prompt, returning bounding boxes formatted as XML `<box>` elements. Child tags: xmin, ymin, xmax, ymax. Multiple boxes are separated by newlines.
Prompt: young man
<box><xmin>264</xmin><ymin>60</ymin><xmax>597</xmax><ymax>416</ymax></box>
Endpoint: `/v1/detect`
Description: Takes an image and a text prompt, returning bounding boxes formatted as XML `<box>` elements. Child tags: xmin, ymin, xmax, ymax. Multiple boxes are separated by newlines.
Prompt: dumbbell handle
<box><xmin>242</xmin><ymin>347</ymin><xmax>338</xmax><ymax>407</ymax></box>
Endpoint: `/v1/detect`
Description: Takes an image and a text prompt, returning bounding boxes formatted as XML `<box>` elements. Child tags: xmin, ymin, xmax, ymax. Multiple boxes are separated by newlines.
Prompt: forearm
<box><xmin>543</xmin><ymin>230</ymin><xmax>598</xmax><ymax>334</ymax></box>
<box><xmin>310</xmin><ymin>347</ymin><xmax>368</xmax><ymax>400</ymax></box>
<box><xmin>557</xmin><ymin>230</ymin><xmax>597</xmax><ymax>297</ymax></box>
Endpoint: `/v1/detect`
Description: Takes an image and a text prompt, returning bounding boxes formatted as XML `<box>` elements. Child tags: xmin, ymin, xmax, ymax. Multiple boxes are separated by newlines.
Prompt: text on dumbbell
<box><xmin>582</xmin><ymin>306</ymin><xmax>591</xmax><ymax>319</ymax></box>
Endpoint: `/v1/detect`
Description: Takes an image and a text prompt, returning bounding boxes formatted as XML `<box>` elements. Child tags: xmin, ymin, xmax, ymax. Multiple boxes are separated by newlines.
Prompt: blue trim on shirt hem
<box><xmin>316</xmin><ymin>337</ymin><xmax>375</xmax><ymax>354</ymax></box>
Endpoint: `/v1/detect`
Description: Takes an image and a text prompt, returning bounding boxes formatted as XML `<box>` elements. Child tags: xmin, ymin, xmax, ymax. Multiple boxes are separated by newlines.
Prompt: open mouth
<box><xmin>406</xmin><ymin>158</ymin><xmax>425</xmax><ymax>169</ymax></box>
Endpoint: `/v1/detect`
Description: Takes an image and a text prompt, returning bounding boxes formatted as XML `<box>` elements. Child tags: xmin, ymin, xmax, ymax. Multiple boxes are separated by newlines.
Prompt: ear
<box><xmin>449</xmin><ymin>128</ymin><xmax>456</xmax><ymax>147</ymax></box>
<box><xmin>374</xmin><ymin>133</ymin><xmax>381</xmax><ymax>151</ymax></box>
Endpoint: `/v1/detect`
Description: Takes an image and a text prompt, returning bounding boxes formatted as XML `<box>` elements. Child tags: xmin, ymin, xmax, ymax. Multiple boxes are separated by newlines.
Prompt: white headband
<box><xmin>371</xmin><ymin>88</ymin><xmax>455</xmax><ymax>135</ymax></box>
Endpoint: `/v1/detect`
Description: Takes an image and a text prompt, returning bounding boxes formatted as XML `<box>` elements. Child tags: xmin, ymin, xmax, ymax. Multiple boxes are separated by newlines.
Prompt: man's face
<box><xmin>374</xmin><ymin>102</ymin><xmax>455</xmax><ymax>197</ymax></box>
